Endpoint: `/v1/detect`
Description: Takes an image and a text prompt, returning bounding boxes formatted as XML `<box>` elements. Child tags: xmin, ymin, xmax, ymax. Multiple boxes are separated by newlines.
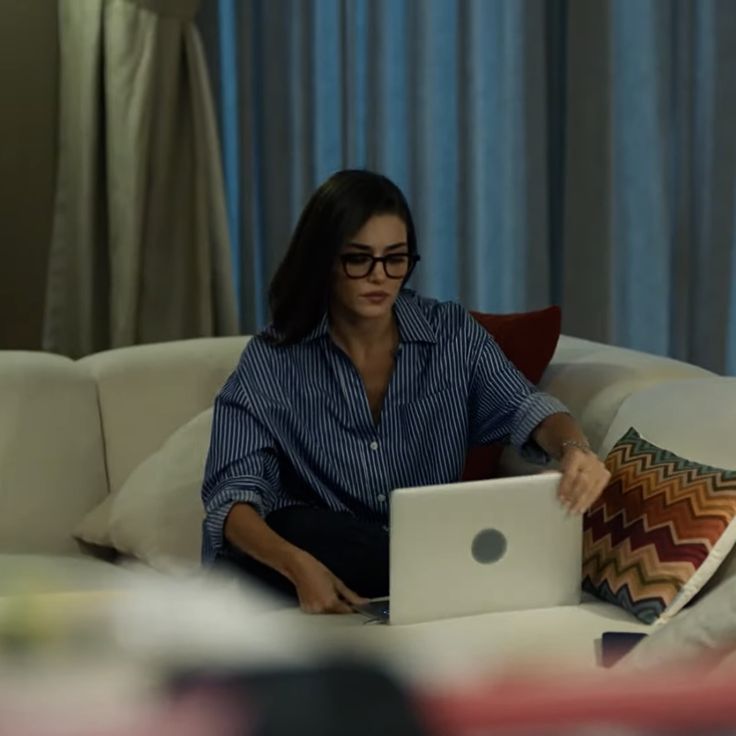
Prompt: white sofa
<box><xmin>2</xmin><ymin>333</ymin><xmax>735</xmax><ymax>683</ymax></box>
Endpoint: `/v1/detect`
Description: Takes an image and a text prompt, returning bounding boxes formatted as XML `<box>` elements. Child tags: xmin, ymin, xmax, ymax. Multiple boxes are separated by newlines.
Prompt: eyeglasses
<box><xmin>339</xmin><ymin>253</ymin><xmax>421</xmax><ymax>279</ymax></box>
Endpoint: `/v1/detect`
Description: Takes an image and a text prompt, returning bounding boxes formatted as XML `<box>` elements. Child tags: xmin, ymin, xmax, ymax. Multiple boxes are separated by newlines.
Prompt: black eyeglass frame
<box><xmin>338</xmin><ymin>253</ymin><xmax>421</xmax><ymax>280</ymax></box>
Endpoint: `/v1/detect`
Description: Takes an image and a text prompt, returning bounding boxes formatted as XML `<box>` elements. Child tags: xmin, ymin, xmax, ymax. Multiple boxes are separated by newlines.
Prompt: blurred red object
<box><xmin>417</xmin><ymin>657</ymin><xmax>736</xmax><ymax>735</ymax></box>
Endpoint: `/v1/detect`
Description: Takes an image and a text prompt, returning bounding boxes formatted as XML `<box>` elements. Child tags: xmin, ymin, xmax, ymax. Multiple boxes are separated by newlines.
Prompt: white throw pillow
<box><xmin>74</xmin><ymin>409</ymin><xmax>213</xmax><ymax>572</ymax></box>
<box><xmin>74</xmin><ymin>493</ymin><xmax>115</xmax><ymax>549</ymax></box>
<box><xmin>618</xmin><ymin>576</ymin><xmax>736</xmax><ymax>672</ymax></box>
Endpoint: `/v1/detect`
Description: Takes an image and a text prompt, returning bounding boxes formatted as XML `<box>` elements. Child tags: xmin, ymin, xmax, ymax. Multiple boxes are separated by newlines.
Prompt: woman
<box><xmin>201</xmin><ymin>169</ymin><xmax>610</xmax><ymax>614</ymax></box>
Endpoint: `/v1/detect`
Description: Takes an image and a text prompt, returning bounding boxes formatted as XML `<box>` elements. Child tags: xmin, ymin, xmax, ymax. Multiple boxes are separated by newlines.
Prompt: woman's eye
<box><xmin>346</xmin><ymin>255</ymin><xmax>371</xmax><ymax>264</ymax></box>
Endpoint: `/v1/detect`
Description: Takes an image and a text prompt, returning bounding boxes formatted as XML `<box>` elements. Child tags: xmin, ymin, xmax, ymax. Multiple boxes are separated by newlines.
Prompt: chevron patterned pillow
<box><xmin>583</xmin><ymin>427</ymin><xmax>736</xmax><ymax>624</ymax></box>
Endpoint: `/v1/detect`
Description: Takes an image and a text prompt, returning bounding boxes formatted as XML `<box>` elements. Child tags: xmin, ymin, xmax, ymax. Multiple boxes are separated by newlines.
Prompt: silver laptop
<box><xmin>356</xmin><ymin>472</ymin><xmax>582</xmax><ymax>625</ymax></box>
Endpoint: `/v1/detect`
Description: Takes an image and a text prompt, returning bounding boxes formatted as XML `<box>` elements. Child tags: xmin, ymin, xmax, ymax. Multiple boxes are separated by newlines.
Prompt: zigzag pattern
<box><xmin>583</xmin><ymin>428</ymin><xmax>736</xmax><ymax>623</ymax></box>
<box><xmin>591</xmin><ymin>481</ymin><xmax>731</xmax><ymax>549</ymax></box>
<box><xmin>582</xmin><ymin>577</ymin><xmax>664</xmax><ymax>624</ymax></box>
<box><xmin>583</xmin><ymin>530</ymin><xmax>689</xmax><ymax>600</ymax></box>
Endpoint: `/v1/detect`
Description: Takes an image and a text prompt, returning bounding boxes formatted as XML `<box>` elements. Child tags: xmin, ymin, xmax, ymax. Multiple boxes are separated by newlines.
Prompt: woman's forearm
<box><xmin>224</xmin><ymin>503</ymin><xmax>307</xmax><ymax>583</ymax></box>
<box><xmin>532</xmin><ymin>412</ymin><xmax>591</xmax><ymax>461</ymax></box>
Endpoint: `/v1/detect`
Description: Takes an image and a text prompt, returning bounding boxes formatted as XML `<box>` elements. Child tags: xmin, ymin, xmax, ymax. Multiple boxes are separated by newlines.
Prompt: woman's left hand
<box><xmin>557</xmin><ymin>447</ymin><xmax>611</xmax><ymax>515</ymax></box>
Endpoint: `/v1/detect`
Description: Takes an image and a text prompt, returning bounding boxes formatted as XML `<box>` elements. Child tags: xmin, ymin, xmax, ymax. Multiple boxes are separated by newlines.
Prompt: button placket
<box><xmin>366</xmin><ymin>436</ymin><xmax>386</xmax><ymax>507</ymax></box>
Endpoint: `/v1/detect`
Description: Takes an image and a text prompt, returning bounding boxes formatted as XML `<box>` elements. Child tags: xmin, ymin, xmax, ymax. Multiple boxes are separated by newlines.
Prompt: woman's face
<box><xmin>330</xmin><ymin>214</ymin><xmax>410</xmax><ymax>323</ymax></box>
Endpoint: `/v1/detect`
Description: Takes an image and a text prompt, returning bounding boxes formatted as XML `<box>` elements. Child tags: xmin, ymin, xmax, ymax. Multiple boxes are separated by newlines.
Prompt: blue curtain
<box><xmin>605</xmin><ymin>0</ymin><xmax>736</xmax><ymax>371</ymax></box>
<box><xmin>200</xmin><ymin>0</ymin><xmax>736</xmax><ymax>375</ymax></box>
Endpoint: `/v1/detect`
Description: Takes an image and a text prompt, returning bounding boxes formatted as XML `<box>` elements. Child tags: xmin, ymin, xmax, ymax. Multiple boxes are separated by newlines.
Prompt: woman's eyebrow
<box><xmin>345</xmin><ymin>242</ymin><xmax>408</xmax><ymax>251</ymax></box>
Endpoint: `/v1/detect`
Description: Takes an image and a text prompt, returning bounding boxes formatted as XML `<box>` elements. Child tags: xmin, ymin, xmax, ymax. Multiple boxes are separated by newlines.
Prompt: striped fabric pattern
<box><xmin>583</xmin><ymin>427</ymin><xmax>736</xmax><ymax>624</ymax></box>
<box><xmin>200</xmin><ymin>289</ymin><xmax>568</xmax><ymax>562</ymax></box>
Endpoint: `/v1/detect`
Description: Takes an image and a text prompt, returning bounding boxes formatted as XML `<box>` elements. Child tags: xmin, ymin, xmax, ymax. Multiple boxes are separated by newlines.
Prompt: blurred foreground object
<box><xmin>1</xmin><ymin>562</ymin><xmax>736</xmax><ymax>735</ymax></box>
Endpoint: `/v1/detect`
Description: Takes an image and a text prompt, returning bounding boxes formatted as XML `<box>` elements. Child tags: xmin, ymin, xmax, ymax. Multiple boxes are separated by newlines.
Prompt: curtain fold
<box><xmin>563</xmin><ymin>0</ymin><xmax>736</xmax><ymax>373</ymax></box>
<box><xmin>201</xmin><ymin>0</ymin><xmax>736</xmax><ymax>374</ymax></box>
<box><xmin>44</xmin><ymin>0</ymin><xmax>237</xmax><ymax>358</ymax></box>
<box><xmin>203</xmin><ymin>0</ymin><xmax>555</xmax><ymax>334</ymax></box>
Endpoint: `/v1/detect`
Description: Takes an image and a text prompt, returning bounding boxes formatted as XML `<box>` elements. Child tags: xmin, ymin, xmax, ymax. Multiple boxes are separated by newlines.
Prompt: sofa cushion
<box><xmin>0</xmin><ymin>553</ymin><xmax>134</xmax><ymax>595</ymax></box>
<box><xmin>74</xmin><ymin>409</ymin><xmax>212</xmax><ymax>571</ymax></box>
<box><xmin>0</xmin><ymin>352</ymin><xmax>108</xmax><ymax>555</ymax></box>
<box><xmin>78</xmin><ymin>337</ymin><xmax>247</xmax><ymax>496</ymax></box>
<box><xmin>461</xmin><ymin>306</ymin><xmax>561</xmax><ymax>481</ymax></box>
<box><xmin>495</xmin><ymin>336</ymin><xmax>715</xmax><ymax>478</ymax></box>
<box><xmin>539</xmin><ymin>340</ymin><xmax>714</xmax><ymax>454</ymax></box>
<box><xmin>599</xmin><ymin>377</ymin><xmax>736</xmax><ymax>466</ymax></box>
<box><xmin>583</xmin><ymin>427</ymin><xmax>736</xmax><ymax>624</ymax></box>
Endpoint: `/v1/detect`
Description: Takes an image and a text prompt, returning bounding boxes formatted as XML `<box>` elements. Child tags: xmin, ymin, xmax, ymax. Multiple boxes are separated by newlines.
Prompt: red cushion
<box><xmin>460</xmin><ymin>305</ymin><xmax>562</xmax><ymax>481</ymax></box>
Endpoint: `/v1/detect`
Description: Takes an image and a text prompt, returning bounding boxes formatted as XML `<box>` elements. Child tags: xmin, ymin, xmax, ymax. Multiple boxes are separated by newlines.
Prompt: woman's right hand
<box><xmin>288</xmin><ymin>551</ymin><xmax>368</xmax><ymax>614</ymax></box>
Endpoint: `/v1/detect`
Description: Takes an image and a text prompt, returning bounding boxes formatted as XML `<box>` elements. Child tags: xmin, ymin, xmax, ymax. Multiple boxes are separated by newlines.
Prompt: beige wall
<box><xmin>0</xmin><ymin>0</ymin><xmax>58</xmax><ymax>350</ymax></box>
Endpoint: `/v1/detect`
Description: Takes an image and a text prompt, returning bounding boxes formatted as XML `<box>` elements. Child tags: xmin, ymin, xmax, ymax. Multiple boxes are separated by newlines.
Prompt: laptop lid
<box><xmin>388</xmin><ymin>472</ymin><xmax>582</xmax><ymax>625</ymax></box>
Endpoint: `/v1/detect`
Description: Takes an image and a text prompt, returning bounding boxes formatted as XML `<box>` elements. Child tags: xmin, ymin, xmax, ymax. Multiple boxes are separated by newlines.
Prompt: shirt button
<box><xmin>377</xmin><ymin>494</ymin><xmax>386</xmax><ymax>502</ymax></box>
<box><xmin>369</xmin><ymin>441</ymin><xmax>379</xmax><ymax>451</ymax></box>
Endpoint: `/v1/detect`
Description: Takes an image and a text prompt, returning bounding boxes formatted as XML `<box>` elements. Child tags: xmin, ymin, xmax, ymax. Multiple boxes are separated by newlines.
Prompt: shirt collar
<box><xmin>393</xmin><ymin>289</ymin><xmax>437</xmax><ymax>344</ymax></box>
<box><xmin>302</xmin><ymin>289</ymin><xmax>436</xmax><ymax>345</ymax></box>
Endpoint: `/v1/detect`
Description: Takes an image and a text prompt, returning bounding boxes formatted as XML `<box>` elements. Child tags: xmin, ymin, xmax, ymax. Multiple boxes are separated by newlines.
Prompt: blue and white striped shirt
<box><xmin>201</xmin><ymin>290</ymin><xmax>568</xmax><ymax>563</ymax></box>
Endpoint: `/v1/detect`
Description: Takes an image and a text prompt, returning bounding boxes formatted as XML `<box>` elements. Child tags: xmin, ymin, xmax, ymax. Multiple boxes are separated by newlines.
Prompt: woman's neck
<box><xmin>328</xmin><ymin>307</ymin><xmax>398</xmax><ymax>360</ymax></box>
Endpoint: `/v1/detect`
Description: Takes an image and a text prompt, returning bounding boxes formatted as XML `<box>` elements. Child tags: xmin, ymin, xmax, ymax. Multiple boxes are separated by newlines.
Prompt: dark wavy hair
<box><xmin>267</xmin><ymin>169</ymin><xmax>418</xmax><ymax>345</ymax></box>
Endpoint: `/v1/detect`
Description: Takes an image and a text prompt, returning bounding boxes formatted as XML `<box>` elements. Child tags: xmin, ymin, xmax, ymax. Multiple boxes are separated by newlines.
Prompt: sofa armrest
<box><xmin>0</xmin><ymin>352</ymin><xmax>108</xmax><ymax>554</ymax></box>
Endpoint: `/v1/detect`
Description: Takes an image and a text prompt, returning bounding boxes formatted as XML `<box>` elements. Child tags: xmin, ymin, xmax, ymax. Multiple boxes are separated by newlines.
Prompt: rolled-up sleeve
<box><xmin>201</xmin><ymin>372</ymin><xmax>280</xmax><ymax>563</ymax></box>
<box><xmin>467</xmin><ymin>326</ymin><xmax>570</xmax><ymax>464</ymax></box>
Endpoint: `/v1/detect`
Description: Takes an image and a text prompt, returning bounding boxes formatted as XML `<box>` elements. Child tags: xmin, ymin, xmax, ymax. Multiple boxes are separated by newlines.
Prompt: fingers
<box><xmin>558</xmin><ymin>451</ymin><xmax>611</xmax><ymax>515</ymax></box>
<box><xmin>583</xmin><ymin>464</ymin><xmax>611</xmax><ymax>513</ymax></box>
<box><xmin>325</xmin><ymin>598</ymin><xmax>355</xmax><ymax>615</ymax></box>
<box><xmin>574</xmin><ymin>472</ymin><xmax>609</xmax><ymax>513</ymax></box>
<box><xmin>557</xmin><ymin>463</ymin><xmax>576</xmax><ymax>511</ymax></box>
<box><xmin>300</xmin><ymin>595</ymin><xmax>354</xmax><ymax>615</ymax></box>
<box><xmin>298</xmin><ymin>579</ymin><xmax>367</xmax><ymax>615</ymax></box>
<box><xmin>568</xmin><ymin>468</ymin><xmax>592</xmax><ymax>514</ymax></box>
<box><xmin>335</xmin><ymin>579</ymin><xmax>369</xmax><ymax>607</ymax></box>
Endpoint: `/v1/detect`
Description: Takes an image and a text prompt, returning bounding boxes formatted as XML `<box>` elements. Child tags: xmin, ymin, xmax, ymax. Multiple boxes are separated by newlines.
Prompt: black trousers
<box><xmin>214</xmin><ymin>506</ymin><xmax>390</xmax><ymax>602</ymax></box>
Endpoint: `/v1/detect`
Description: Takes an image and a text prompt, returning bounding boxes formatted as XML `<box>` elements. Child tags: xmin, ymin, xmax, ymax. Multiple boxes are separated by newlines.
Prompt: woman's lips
<box><xmin>362</xmin><ymin>292</ymin><xmax>389</xmax><ymax>303</ymax></box>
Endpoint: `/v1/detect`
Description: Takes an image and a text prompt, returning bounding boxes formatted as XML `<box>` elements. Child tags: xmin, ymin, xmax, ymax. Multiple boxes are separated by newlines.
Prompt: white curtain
<box><xmin>44</xmin><ymin>0</ymin><xmax>238</xmax><ymax>358</ymax></box>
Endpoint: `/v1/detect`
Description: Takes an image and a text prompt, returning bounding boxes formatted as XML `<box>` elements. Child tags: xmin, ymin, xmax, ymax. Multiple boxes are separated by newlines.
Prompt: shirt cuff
<box><xmin>509</xmin><ymin>392</ymin><xmax>570</xmax><ymax>465</ymax></box>
<box><xmin>202</xmin><ymin>481</ymin><xmax>270</xmax><ymax>562</ymax></box>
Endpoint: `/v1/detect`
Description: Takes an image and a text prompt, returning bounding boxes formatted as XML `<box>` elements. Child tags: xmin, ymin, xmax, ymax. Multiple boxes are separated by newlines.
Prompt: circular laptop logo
<box><xmin>471</xmin><ymin>528</ymin><xmax>507</xmax><ymax>564</ymax></box>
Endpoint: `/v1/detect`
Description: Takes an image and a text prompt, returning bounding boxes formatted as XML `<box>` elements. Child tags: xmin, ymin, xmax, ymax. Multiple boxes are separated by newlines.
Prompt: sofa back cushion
<box><xmin>79</xmin><ymin>337</ymin><xmax>248</xmax><ymax>495</ymax></box>
<box><xmin>539</xmin><ymin>339</ymin><xmax>715</xmax><ymax>453</ymax></box>
<box><xmin>0</xmin><ymin>352</ymin><xmax>108</xmax><ymax>554</ymax></box>
<box><xmin>497</xmin><ymin>337</ymin><xmax>716</xmax><ymax>477</ymax></box>
<box><xmin>599</xmin><ymin>377</ymin><xmax>736</xmax><ymax>464</ymax></box>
